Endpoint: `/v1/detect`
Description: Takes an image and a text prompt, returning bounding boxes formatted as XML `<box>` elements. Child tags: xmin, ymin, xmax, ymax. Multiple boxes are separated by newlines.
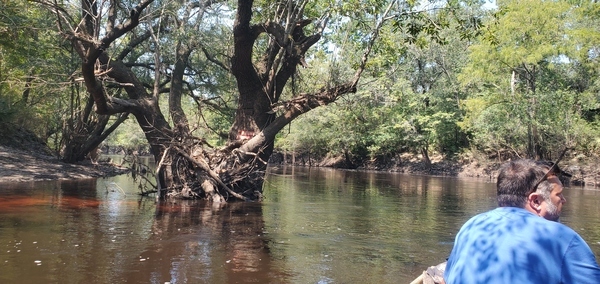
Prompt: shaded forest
<box><xmin>1</xmin><ymin>0</ymin><xmax>600</xmax><ymax>199</ymax></box>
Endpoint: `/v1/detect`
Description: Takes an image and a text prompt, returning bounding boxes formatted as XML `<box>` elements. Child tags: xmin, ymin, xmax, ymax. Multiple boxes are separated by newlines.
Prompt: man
<box><xmin>444</xmin><ymin>159</ymin><xmax>600</xmax><ymax>283</ymax></box>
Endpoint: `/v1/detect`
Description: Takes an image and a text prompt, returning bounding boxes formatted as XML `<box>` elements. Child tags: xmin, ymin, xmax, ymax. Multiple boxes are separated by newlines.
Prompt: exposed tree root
<box><xmin>174</xmin><ymin>147</ymin><xmax>249</xmax><ymax>201</ymax></box>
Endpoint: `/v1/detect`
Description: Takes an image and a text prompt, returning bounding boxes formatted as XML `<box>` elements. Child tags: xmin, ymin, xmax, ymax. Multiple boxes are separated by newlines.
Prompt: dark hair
<box><xmin>496</xmin><ymin>159</ymin><xmax>560</xmax><ymax>207</ymax></box>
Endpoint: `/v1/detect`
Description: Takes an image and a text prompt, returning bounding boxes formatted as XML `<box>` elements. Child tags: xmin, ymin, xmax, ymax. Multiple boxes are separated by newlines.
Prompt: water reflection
<box><xmin>0</xmin><ymin>179</ymin><xmax>287</xmax><ymax>283</ymax></box>
<box><xmin>0</xmin><ymin>167</ymin><xmax>598</xmax><ymax>283</ymax></box>
<box><xmin>263</xmin><ymin>167</ymin><xmax>485</xmax><ymax>283</ymax></box>
<box><xmin>138</xmin><ymin>201</ymin><xmax>284</xmax><ymax>283</ymax></box>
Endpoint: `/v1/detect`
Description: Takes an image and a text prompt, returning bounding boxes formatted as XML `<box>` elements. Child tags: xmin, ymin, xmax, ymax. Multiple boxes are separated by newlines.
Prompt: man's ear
<box><xmin>527</xmin><ymin>192</ymin><xmax>543</xmax><ymax>211</ymax></box>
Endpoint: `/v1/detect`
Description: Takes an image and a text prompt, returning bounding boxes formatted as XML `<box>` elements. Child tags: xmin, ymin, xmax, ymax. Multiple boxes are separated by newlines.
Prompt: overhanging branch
<box><xmin>351</xmin><ymin>1</ymin><xmax>394</xmax><ymax>89</ymax></box>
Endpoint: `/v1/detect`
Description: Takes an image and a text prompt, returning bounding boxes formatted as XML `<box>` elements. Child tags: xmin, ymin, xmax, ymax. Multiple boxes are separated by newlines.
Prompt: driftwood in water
<box><xmin>410</xmin><ymin>262</ymin><xmax>446</xmax><ymax>284</ymax></box>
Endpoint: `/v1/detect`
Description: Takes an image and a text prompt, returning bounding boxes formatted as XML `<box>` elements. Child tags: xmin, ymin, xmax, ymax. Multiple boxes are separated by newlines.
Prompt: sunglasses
<box><xmin>527</xmin><ymin>148</ymin><xmax>572</xmax><ymax>196</ymax></box>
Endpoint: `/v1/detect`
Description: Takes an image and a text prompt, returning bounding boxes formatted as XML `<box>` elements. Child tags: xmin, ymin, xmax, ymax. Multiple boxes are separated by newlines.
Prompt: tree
<box><xmin>36</xmin><ymin>0</ymin><xmax>397</xmax><ymax>201</ymax></box>
<box><xmin>458</xmin><ymin>0</ymin><xmax>600</xmax><ymax>159</ymax></box>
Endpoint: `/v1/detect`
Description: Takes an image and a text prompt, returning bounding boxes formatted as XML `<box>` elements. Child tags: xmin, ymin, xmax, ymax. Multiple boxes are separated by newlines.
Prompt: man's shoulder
<box><xmin>463</xmin><ymin>207</ymin><xmax>579</xmax><ymax>235</ymax></box>
<box><xmin>490</xmin><ymin>207</ymin><xmax>581</xmax><ymax>236</ymax></box>
<box><xmin>466</xmin><ymin>207</ymin><xmax>529</xmax><ymax>222</ymax></box>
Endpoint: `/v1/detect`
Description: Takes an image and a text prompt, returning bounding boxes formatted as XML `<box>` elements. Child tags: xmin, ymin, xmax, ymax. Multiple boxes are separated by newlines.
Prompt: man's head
<box><xmin>497</xmin><ymin>159</ymin><xmax>566</xmax><ymax>221</ymax></box>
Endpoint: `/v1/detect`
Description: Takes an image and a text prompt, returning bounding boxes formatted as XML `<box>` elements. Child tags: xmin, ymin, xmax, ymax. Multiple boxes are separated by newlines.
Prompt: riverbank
<box><xmin>272</xmin><ymin>152</ymin><xmax>600</xmax><ymax>188</ymax></box>
<box><xmin>0</xmin><ymin>145</ymin><xmax>489</xmax><ymax>184</ymax></box>
<box><xmin>1</xmin><ymin>141</ymin><xmax>599</xmax><ymax>187</ymax></box>
<box><xmin>0</xmin><ymin>145</ymin><xmax>128</xmax><ymax>183</ymax></box>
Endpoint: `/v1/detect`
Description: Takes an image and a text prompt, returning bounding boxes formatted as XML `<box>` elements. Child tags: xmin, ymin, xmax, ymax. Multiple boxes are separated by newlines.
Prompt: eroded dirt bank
<box><xmin>272</xmin><ymin>152</ymin><xmax>600</xmax><ymax>188</ymax></box>
<box><xmin>1</xmin><ymin>142</ymin><xmax>599</xmax><ymax>188</ymax></box>
<box><xmin>0</xmin><ymin>145</ymin><xmax>127</xmax><ymax>183</ymax></box>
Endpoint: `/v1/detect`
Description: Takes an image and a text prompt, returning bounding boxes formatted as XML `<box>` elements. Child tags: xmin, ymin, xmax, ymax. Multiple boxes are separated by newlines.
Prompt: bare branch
<box><xmin>106</xmin><ymin>0</ymin><xmax>117</xmax><ymax>35</ymax></box>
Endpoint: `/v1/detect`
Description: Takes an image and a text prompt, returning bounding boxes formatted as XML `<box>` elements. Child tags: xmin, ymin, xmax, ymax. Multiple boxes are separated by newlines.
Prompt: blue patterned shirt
<box><xmin>444</xmin><ymin>207</ymin><xmax>600</xmax><ymax>283</ymax></box>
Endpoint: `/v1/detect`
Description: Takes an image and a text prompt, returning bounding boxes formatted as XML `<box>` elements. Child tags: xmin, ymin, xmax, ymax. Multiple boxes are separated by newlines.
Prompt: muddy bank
<box><xmin>0</xmin><ymin>145</ymin><xmax>128</xmax><ymax>183</ymax></box>
<box><xmin>270</xmin><ymin>152</ymin><xmax>600</xmax><ymax>188</ymax></box>
<box><xmin>1</xmin><ymin>141</ymin><xmax>599</xmax><ymax>187</ymax></box>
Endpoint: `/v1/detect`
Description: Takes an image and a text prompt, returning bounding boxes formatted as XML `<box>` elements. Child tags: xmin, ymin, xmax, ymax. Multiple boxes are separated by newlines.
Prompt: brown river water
<box><xmin>1</xmin><ymin>166</ymin><xmax>599</xmax><ymax>283</ymax></box>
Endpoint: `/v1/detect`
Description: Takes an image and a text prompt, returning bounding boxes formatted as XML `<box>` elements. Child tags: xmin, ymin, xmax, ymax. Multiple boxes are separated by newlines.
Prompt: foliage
<box><xmin>1</xmin><ymin>0</ymin><xmax>599</xmax><ymax>176</ymax></box>
<box><xmin>276</xmin><ymin>0</ymin><xmax>476</xmax><ymax>163</ymax></box>
<box><xmin>0</xmin><ymin>1</ymin><xmax>72</xmax><ymax>148</ymax></box>
<box><xmin>458</xmin><ymin>0</ymin><xmax>600</xmax><ymax>159</ymax></box>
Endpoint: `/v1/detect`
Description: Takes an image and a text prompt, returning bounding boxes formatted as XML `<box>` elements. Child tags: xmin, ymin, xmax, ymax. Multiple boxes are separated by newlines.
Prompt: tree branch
<box><xmin>237</xmin><ymin>82</ymin><xmax>357</xmax><ymax>157</ymax></box>
<box><xmin>118</xmin><ymin>30</ymin><xmax>152</xmax><ymax>60</ymax></box>
<box><xmin>351</xmin><ymin>1</ymin><xmax>394</xmax><ymax>89</ymax></box>
<box><xmin>99</xmin><ymin>0</ymin><xmax>154</xmax><ymax>53</ymax></box>
<box><xmin>201</xmin><ymin>46</ymin><xmax>231</xmax><ymax>72</ymax></box>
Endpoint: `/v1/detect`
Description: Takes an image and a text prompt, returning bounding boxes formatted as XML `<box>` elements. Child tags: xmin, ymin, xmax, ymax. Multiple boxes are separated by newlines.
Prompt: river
<box><xmin>0</xmin><ymin>166</ymin><xmax>599</xmax><ymax>283</ymax></box>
